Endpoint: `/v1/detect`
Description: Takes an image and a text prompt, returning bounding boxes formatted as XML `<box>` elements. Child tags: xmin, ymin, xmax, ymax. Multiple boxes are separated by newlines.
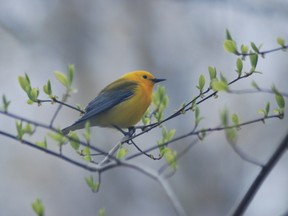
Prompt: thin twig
<box><xmin>129</xmin><ymin>139</ymin><xmax>162</xmax><ymax>160</ymax></box>
<box><xmin>0</xmin><ymin>130</ymin><xmax>98</xmax><ymax>171</ymax></box>
<box><xmin>98</xmin><ymin>142</ymin><xmax>121</xmax><ymax>166</ymax></box>
<box><xmin>0</xmin><ymin>110</ymin><xmax>116</xmax><ymax>161</ymax></box>
<box><xmin>49</xmin><ymin>96</ymin><xmax>67</xmax><ymax>127</ymax></box>
<box><xmin>38</xmin><ymin>98</ymin><xmax>84</xmax><ymax>114</ymax></box>
<box><xmin>126</xmin><ymin>114</ymin><xmax>281</xmax><ymax>160</ymax></box>
<box><xmin>237</xmin><ymin>45</ymin><xmax>288</xmax><ymax>57</ymax></box>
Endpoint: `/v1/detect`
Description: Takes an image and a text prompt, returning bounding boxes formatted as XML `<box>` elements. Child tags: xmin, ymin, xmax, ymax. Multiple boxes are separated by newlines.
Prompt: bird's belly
<box><xmin>92</xmin><ymin>92</ymin><xmax>150</xmax><ymax>128</ymax></box>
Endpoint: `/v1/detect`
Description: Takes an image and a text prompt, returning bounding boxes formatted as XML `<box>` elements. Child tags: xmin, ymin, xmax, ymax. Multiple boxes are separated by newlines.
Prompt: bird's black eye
<box><xmin>143</xmin><ymin>75</ymin><xmax>148</xmax><ymax>79</ymax></box>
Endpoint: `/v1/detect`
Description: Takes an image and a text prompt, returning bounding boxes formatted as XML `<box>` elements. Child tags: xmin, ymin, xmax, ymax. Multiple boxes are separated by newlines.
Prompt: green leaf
<box><xmin>275</xmin><ymin>92</ymin><xmax>285</xmax><ymax>110</ymax></box>
<box><xmin>16</xmin><ymin>121</ymin><xmax>24</xmax><ymax>140</ymax></box>
<box><xmin>257</xmin><ymin>109</ymin><xmax>266</xmax><ymax>117</ymax></box>
<box><xmin>223</xmin><ymin>40</ymin><xmax>238</xmax><ymax>54</ymax></box>
<box><xmin>236</xmin><ymin>58</ymin><xmax>243</xmax><ymax>77</ymax></box>
<box><xmin>2</xmin><ymin>95</ymin><xmax>11</xmax><ymax>112</ymax></box>
<box><xmin>83</xmin><ymin>121</ymin><xmax>91</xmax><ymax>142</ymax></box>
<box><xmin>48</xmin><ymin>132</ymin><xmax>67</xmax><ymax>146</ymax></box>
<box><xmin>162</xmin><ymin>147</ymin><xmax>177</xmax><ymax>170</ymax></box>
<box><xmin>225</xmin><ymin>29</ymin><xmax>233</xmax><ymax>40</ymax></box>
<box><xmin>54</xmin><ymin>71</ymin><xmax>68</xmax><ymax>88</ymax></box>
<box><xmin>167</xmin><ymin>129</ymin><xmax>176</xmax><ymax>141</ymax></box>
<box><xmin>272</xmin><ymin>86</ymin><xmax>285</xmax><ymax>110</ymax></box>
<box><xmin>98</xmin><ymin>208</ymin><xmax>106</xmax><ymax>216</ymax></box>
<box><xmin>32</xmin><ymin>198</ymin><xmax>45</xmax><ymax>216</ymax></box>
<box><xmin>211</xmin><ymin>80</ymin><xmax>228</xmax><ymax>92</ymax></box>
<box><xmin>67</xmin><ymin>64</ymin><xmax>75</xmax><ymax>85</ymax></box>
<box><xmin>82</xmin><ymin>147</ymin><xmax>92</xmax><ymax>162</ymax></box>
<box><xmin>117</xmin><ymin>145</ymin><xmax>128</xmax><ymax>160</ymax></box>
<box><xmin>85</xmin><ymin>175</ymin><xmax>99</xmax><ymax>193</ymax></box>
<box><xmin>16</xmin><ymin>121</ymin><xmax>22</xmax><ymax>132</ymax></box>
<box><xmin>36</xmin><ymin>138</ymin><xmax>47</xmax><ymax>149</ymax></box>
<box><xmin>225</xmin><ymin>128</ymin><xmax>237</xmax><ymax>145</ymax></box>
<box><xmin>208</xmin><ymin>66</ymin><xmax>217</xmax><ymax>80</ymax></box>
<box><xmin>258</xmin><ymin>102</ymin><xmax>270</xmax><ymax>118</ymax></box>
<box><xmin>194</xmin><ymin>106</ymin><xmax>204</xmax><ymax>126</ymax></box>
<box><xmin>18</xmin><ymin>75</ymin><xmax>31</xmax><ymax>93</ymax></box>
<box><xmin>273</xmin><ymin>108</ymin><xmax>284</xmax><ymax>119</ymax></box>
<box><xmin>152</xmin><ymin>85</ymin><xmax>169</xmax><ymax>123</ymax></box>
<box><xmin>27</xmin><ymin>99</ymin><xmax>35</xmax><ymax>105</ymax></box>
<box><xmin>231</xmin><ymin>113</ymin><xmax>239</xmax><ymax>126</ymax></box>
<box><xmin>277</xmin><ymin>37</ymin><xmax>285</xmax><ymax>47</ymax></box>
<box><xmin>240</xmin><ymin>44</ymin><xmax>249</xmax><ymax>55</ymax></box>
<box><xmin>195</xmin><ymin>106</ymin><xmax>200</xmax><ymax>120</ymax></box>
<box><xmin>251</xmin><ymin>81</ymin><xmax>260</xmax><ymax>90</ymax></box>
<box><xmin>28</xmin><ymin>88</ymin><xmax>39</xmax><ymax>102</ymax></box>
<box><xmin>68</xmin><ymin>131</ymin><xmax>80</xmax><ymax>151</ymax></box>
<box><xmin>178</xmin><ymin>102</ymin><xmax>186</xmax><ymax>114</ymax></box>
<box><xmin>161</xmin><ymin>127</ymin><xmax>175</xmax><ymax>142</ymax></box>
<box><xmin>198</xmin><ymin>129</ymin><xmax>206</xmax><ymax>140</ymax></box>
<box><xmin>197</xmin><ymin>75</ymin><xmax>205</xmax><ymax>92</ymax></box>
<box><xmin>158</xmin><ymin>127</ymin><xmax>176</xmax><ymax>152</ymax></box>
<box><xmin>249</xmin><ymin>53</ymin><xmax>258</xmax><ymax>71</ymax></box>
<box><xmin>142</xmin><ymin>116</ymin><xmax>151</xmax><ymax>125</ymax></box>
<box><xmin>43</xmin><ymin>80</ymin><xmax>52</xmax><ymax>96</ymax></box>
<box><xmin>265</xmin><ymin>102</ymin><xmax>270</xmax><ymax>116</ymax></box>
<box><xmin>142</xmin><ymin>108</ymin><xmax>151</xmax><ymax>125</ymax></box>
<box><xmin>76</xmin><ymin>104</ymin><xmax>83</xmax><ymax>111</ymax></box>
<box><xmin>24</xmin><ymin>123</ymin><xmax>34</xmax><ymax>135</ymax></box>
<box><xmin>220</xmin><ymin>109</ymin><xmax>229</xmax><ymax>127</ymax></box>
<box><xmin>250</xmin><ymin>42</ymin><xmax>259</xmax><ymax>53</ymax></box>
<box><xmin>16</xmin><ymin>121</ymin><xmax>34</xmax><ymax>139</ymax></box>
<box><xmin>220</xmin><ymin>73</ymin><xmax>228</xmax><ymax>83</ymax></box>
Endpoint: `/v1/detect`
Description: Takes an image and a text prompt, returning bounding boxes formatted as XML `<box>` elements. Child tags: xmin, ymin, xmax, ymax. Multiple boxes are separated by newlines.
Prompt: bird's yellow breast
<box><xmin>92</xmin><ymin>83</ymin><xmax>152</xmax><ymax>128</ymax></box>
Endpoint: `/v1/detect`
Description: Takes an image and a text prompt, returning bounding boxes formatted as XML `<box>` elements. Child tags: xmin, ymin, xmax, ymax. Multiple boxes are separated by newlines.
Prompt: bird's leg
<box><xmin>113</xmin><ymin>125</ymin><xmax>126</xmax><ymax>134</ymax></box>
<box><xmin>127</xmin><ymin>127</ymin><xmax>136</xmax><ymax>136</ymax></box>
<box><xmin>123</xmin><ymin>127</ymin><xmax>136</xmax><ymax>145</ymax></box>
<box><xmin>116</xmin><ymin>126</ymin><xmax>137</xmax><ymax>145</ymax></box>
<box><xmin>113</xmin><ymin>125</ymin><xmax>136</xmax><ymax>143</ymax></box>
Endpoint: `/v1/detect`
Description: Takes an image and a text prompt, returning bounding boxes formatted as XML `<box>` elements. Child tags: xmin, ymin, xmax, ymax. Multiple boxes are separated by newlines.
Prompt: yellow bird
<box><xmin>62</xmin><ymin>70</ymin><xmax>165</xmax><ymax>135</ymax></box>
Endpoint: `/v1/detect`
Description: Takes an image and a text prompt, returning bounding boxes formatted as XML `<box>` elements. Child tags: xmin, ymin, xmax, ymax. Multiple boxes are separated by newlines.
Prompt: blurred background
<box><xmin>0</xmin><ymin>0</ymin><xmax>287</xmax><ymax>215</ymax></box>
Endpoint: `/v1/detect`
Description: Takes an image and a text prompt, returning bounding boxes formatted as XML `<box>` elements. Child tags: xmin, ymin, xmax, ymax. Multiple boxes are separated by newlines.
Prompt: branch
<box><xmin>231</xmin><ymin>131</ymin><xmax>288</xmax><ymax>216</ymax></box>
<box><xmin>38</xmin><ymin>98</ymin><xmax>85</xmax><ymax>114</ymax></box>
<box><xmin>126</xmin><ymin>114</ymin><xmax>281</xmax><ymax>160</ymax></box>
<box><xmin>0</xmin><ymin>126</ymin><xmax>186</xmax><ymax>215</ymax></box>
<box><xmin>238</xmin><ymin>45</ymin><xmax>288</xmax><ymax>57</ymax></box>
<box><xmin>0</xmin><ymin>130</ymin><xmax>98</xmax><ymax>171</ymax></box>
<box><xmin>98</xmin><ymin>142</ymin><xmax>121</xmax><ymax>166</ymax></box>
<box><xmin>121</xmin><ymin>161</ymin><xmax>187</xmax><ymax>216</ymax></box>
<box><xmin>0</xmin><ymin>110</ymin><xmax>119</xmax><ymax>162</ymax></box>
<box><xmin>49</xmin><ymin>94</ymin><xmax>70</xmax><ymax>127</ymax></box>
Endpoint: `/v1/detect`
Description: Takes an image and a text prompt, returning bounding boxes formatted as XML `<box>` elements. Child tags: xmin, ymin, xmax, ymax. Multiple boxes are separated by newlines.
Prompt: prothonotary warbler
<box><xmin>62</xmin><ymin>70</ymin><xmax>165</xmax><ymax>135</ymax></box>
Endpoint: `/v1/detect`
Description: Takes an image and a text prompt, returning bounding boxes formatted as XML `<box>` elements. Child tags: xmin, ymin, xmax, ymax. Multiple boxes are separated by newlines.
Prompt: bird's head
<box><xmin>122</xmin><ymin>70</ymin><xmax>165</xmax><ymax>88</ymax></box>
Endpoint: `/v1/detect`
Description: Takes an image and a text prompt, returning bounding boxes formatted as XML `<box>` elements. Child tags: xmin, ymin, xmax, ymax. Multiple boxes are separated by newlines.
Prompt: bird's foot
<box><xmin>114</xmin><ymin>125</ymin><xmax>136</xmax><ymax>144</ymax></box>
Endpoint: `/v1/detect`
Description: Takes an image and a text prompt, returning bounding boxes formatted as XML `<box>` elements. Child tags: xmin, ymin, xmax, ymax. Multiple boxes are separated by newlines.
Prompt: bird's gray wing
<box><xmin>74</xmin><ymin>81</ymin><xmax>137</xmax><ymax>124</ymax></box>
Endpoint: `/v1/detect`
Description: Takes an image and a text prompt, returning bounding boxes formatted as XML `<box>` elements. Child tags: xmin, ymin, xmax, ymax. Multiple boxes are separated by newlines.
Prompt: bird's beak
<box><xmin>152</xmin><ymin>78</ymin><xmax>166</xmax><ymax>83</ymax></box>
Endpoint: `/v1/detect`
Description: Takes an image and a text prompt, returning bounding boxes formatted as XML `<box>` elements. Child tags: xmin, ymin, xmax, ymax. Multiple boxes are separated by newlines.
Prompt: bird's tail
<box><xmin>61</xmin><ymin>126</ymin><xmax>72</xmax><ymax>135</ymax></box>
<box><xmin>61</xmin><ymin>123</ymin><xmax>82</xmax><ymax>135</ymax></box>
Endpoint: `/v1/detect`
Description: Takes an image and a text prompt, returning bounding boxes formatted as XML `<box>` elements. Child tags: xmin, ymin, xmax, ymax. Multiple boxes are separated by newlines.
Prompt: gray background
<box><xmin>0</xmin><ymin>0</ymin><xmax>287</xmax><ymax>216</ymax></box>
